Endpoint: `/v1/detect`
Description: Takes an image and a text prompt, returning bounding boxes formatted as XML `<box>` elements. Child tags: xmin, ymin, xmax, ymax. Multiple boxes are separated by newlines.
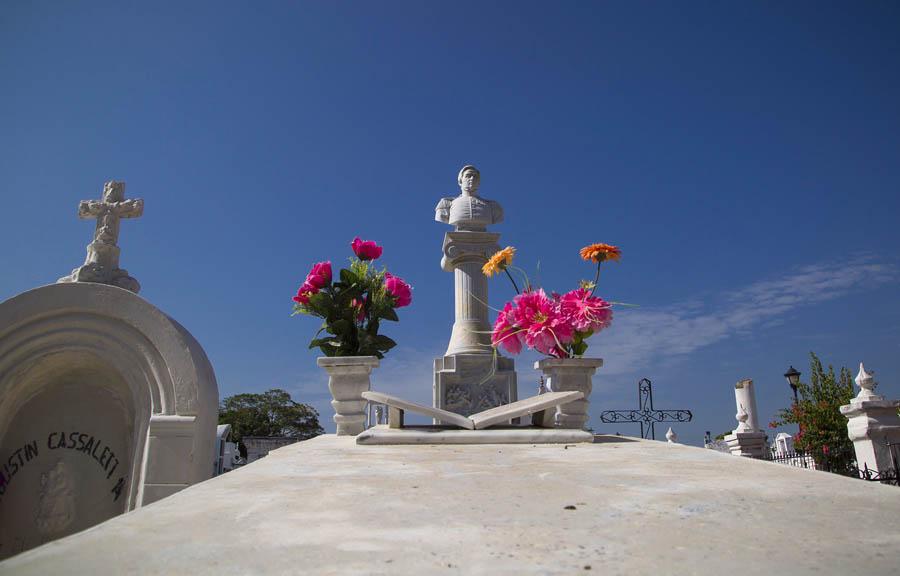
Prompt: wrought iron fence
<box><xmin>763</xmin><ymin>441</ymin><xmax>899</xmax><ymax>486</ymax></box>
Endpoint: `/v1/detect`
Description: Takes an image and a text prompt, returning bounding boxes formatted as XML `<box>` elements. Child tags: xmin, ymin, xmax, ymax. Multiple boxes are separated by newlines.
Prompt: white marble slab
<box><xmin>361</xmin><ymin>391</ymin><xmax>475</xmax><ymax>429</ymax></box>
<box><xmin>356</xmin><ymin>426</ymin><xmax>594</xmax><ymax>445</ymax></box>
<box><xmin>363</xmin><ymin>390</ymin><xmax>584</xmax><ymax>431</ymax></box>
<box><xmin>469</xmin><ymin>391</ymin><xmax>583</xmax><ymax>429</ymax></box>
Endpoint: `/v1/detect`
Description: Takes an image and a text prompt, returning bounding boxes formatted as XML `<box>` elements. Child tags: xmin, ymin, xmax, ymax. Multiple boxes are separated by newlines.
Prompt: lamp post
<box><xmin>784</xmin><ymin>365</ymin><xmax>802</xmax><ymax>435</ymax></box>
<box><xmin>784</xmin><ymin>366</ymin><xmax>801</xmax><ymax>403</ymax></box>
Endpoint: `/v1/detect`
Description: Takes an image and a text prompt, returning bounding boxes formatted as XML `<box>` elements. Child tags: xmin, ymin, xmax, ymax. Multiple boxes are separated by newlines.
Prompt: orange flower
<box><xmin>580</xmin><ymin>243</ymin><xmax>621</xmax><ymax>263</ymax></box>
<box><xmin>482</xmin><ymin>246</ymin><xmax>516</xmax><ymax>277</ymax></box>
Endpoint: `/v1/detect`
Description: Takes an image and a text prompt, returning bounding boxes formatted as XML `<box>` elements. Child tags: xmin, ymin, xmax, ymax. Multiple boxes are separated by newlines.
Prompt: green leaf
<box><xmin>328</xmin><ymin>319</ymin><xmax>353</xmax><ymax>337</ymax></box>
<box><xmin>373</xmin><ymin>335</ymin><xmax>397</xmax><ymax>352</ymax></box>
<box><xmin>340</xmin><ymin>268</ymin><xmax>357</xmax><ymax>286</ymax></box>
<box><xmin>380</xmin><ymin>307</ymin><xmax>399</xmax><ymax>322</ymax></box>
<box><xmin>308</xmin><ymin>337</ymin><xmax>337</xmax><ymax>350</ymax></box>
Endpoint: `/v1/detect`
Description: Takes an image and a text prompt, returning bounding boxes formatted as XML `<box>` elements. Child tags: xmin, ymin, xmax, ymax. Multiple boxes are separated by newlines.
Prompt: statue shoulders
<box><xmin>435</xmin><ymin>196</ymin><xmax>455</xmax><ymax>223</ymax></box>
<box><xmin>489</xmin><ymin>199</ymin><xmax>504</xmax><ymax>224</ymax></box>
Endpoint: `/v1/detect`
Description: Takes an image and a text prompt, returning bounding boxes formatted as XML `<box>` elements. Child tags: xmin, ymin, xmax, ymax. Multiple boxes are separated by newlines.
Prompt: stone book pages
<box><xmin>361</xmin><ymin>391</ymin><xmax>583</xmax><ymax>430</ymax></box>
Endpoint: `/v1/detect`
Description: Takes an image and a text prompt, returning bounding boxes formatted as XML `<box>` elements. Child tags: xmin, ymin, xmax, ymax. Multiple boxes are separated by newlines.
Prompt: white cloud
<box><xmin>599</xmin><ymin>256</ymin><xmax>897</xmax><ymax>377</ymax></box>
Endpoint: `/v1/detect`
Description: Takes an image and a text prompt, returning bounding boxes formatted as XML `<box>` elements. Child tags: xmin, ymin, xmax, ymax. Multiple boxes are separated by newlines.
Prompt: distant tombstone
<box><xmin>724</xmin><ymin>379</ymin><xmax>767</xmax><ymax>458</ymax></box>
<box><xmin>774</xmin><ymin>433</ymin><xmax>794</xmax><ymax>455</ymax></box>
<box><xmin>0</xmin><ymin>184</ymin><xmax>218</xmax><ymax>559</ymax></box>
<box><xmin>242</xmin><ymin>437</ymin><xmax>299</xmax><ymax>464</ymax></box>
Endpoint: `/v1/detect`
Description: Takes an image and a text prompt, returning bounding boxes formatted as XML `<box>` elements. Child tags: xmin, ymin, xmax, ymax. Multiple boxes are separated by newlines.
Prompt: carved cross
<box><xmin>600</xmin><ymin>378</ymin><xmax>693</xmax><ymax>440</ymax></box>
<box><xmin>79</xmin><ymin>181</ymin><xmax>143</xmax><ymax>247</ymax></box>
<box><xmin>58</xmin><ymin>181</ymin><xmax>144</xmax><ymax>293</ymax></box>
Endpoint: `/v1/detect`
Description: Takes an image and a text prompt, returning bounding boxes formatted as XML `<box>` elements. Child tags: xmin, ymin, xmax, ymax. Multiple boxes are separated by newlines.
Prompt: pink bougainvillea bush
<box><xmin>292</xmin><ymin>237</ymin><xmax>411</xmax><ymax>358</ymax></box>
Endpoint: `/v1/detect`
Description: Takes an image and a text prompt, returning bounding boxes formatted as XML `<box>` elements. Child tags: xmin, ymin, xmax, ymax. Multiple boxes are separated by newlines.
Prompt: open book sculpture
<box><xmin>357</xmin><ymin>391</ymin><xmax>594</xmax><ymax>445</ymax></box>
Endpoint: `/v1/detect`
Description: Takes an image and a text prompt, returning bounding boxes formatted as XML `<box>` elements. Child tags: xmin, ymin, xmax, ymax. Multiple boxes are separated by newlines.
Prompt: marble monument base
<box><xmin>433</xmin><ymin>354</ymin><xmax>517</xmax><ymax>420</ymax></box>
<box><xmin>724</xmin><ymin>430</ymin><xmax>767</xmax><ymax>458</ymax></box>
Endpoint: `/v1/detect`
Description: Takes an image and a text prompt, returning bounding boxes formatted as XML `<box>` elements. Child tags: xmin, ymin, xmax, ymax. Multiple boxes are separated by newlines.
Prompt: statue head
<box><xmin>103</xmin><ymin>181</ymin><xmax>125</xmax><ymax>202</ymax></box>
<box><xmin>457</xmin><ymin>165</ymin><xmax>480</xmax><ymax>197</ymax></box>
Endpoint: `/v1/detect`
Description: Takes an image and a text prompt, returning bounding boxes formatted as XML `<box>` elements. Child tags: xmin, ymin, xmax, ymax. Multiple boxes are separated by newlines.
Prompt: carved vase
<box><xmin>535</xmin><ymin>358</ymin><xmax>603</xmax><ymax>429</ymax></box>
<box><xmin>317</xmin><ymin>356</ymin><xmax>380</xmax><ymax>436</ymax></box>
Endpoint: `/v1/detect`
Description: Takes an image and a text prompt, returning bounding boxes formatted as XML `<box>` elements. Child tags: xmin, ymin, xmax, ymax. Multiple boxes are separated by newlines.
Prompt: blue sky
<box><xmin>2</xmin><ymin>1</ymin><xmax>899</xmax><ymax>444</ymax></box>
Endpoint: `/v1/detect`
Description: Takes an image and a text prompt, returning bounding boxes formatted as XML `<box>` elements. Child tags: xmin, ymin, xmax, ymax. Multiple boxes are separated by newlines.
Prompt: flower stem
<box><xmin>504</xmin><ymin>267</ymin><xmax>521</xmax><ymax>294</ymax></box>
<box><xmin>590</xmin><ymin>262</ymin><xmax>601</xmax><ymax>296</ymax></box>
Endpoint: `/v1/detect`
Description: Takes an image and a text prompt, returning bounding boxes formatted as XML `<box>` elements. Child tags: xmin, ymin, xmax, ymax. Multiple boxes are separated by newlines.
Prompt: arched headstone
<box><xmin>0</xmin><ymin>283</ymin><xmax>218</xmax><ymax>559</ymax></box>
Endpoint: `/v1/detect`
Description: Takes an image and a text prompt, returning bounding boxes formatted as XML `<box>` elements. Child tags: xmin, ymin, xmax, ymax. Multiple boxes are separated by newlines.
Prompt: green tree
<box><xmin>771</xmin><ymin>352</ymin><xmax>869</xmax><ymax>469</ymax></box>
<box><xmin>219</xmin><ymin>389</ymin><xmax>324</xmax><ymax>451</ymax></box>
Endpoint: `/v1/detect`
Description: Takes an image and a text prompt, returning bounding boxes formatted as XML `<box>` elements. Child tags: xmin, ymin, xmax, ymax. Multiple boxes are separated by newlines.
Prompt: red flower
<box><xmin>293</xmin><ymin>261</ymin><xmax>331</xmax><ymax>304</ymax></box>
<box><xmin>384</xmin><ymin>273</ymin><xmax>412</xmax><ymax>308</ymax></box>
<box><xmin>304</xmin><ymin>261</ymin><xmax>332</xmax><ymax>289</ymax></box>
<box><xmin>292</xmin><ymin>284</ymin><xmax>315</xmax><ymax>304</ymax></box>
<box><xmin>351</xmin><ymin>237</ymin><xmax>383</xmax><ymax>261</ymax></box>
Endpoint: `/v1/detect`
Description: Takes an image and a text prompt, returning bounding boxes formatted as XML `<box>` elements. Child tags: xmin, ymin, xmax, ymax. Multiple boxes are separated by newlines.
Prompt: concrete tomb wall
<box><xmin>0</xmin><ymin>283</ymin><xmax>218</xmax><ymax>559</ymax></box>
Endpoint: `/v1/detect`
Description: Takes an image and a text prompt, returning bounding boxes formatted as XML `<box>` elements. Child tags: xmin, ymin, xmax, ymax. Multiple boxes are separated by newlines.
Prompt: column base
<box><xmin>433</xmin><ymin>354</ymin><xmax>517</xmax><ymax>419</ymax></box>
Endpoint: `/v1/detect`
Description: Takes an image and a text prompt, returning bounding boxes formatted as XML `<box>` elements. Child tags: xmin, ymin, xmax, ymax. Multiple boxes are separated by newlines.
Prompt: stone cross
<box><xmin>58</xmin><ymin>181</ymin><xmax>144</xmax><ymax>293</ymax></box>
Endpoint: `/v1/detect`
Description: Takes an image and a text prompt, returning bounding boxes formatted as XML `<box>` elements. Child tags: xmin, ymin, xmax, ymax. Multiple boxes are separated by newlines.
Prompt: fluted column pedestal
<box><xmin>434</xmin><ymin>231</ymin><xmax>516</xmax><ymax>417</ymax></box>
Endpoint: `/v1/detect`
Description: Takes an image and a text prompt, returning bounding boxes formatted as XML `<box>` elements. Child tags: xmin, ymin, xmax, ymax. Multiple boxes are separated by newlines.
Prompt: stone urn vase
<box><xmin>317</xmin><ymin>356</ymin><xmax>380</xmax><ymax>436</ymax></box>
<box><xmin>535</xmin><ymin>357</ymin><xmax>603</xmax><ymax>429</ymax></box>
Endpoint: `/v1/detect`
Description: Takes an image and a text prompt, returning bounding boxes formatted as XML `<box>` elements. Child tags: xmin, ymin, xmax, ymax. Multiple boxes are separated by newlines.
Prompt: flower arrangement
<box><xmin>292</xmin><ymin>237</ymin><xmax>412</xmax><ymax>358</ymax></box>
<box><xmin>485</xmin><ymin>243</ymin><xmax>620</xmax><ymax>358</ymax></box>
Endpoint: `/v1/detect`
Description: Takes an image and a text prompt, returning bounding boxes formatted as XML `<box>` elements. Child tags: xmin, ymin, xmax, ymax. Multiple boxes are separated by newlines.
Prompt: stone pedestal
<box><xmin>434</xmin><ymin>354</ymin><xmax>517</xmax><ymax>417</ymax></box>
<box><xmin>534</xmin><ymin>358</ymin><xmax>603</xmax><ymax>429</ymax></box>
<box><xmin>433</xmin><ymin>231</ymin><xmax>517</xmax><ymax>418</ymax></box>
<box><xmin>724</xmin><ymin>431</ymin><xmax>768</xmax><ymax>458</ymax></box>
<box><xmin>318</xmin><ymin>356</ymin><xmax>379</xmax><ymax>436</ymax></box>
<box><xmin>840</xmin><ymin>363</ymin><xmax>900</xmax><ymax>473</ymax></box>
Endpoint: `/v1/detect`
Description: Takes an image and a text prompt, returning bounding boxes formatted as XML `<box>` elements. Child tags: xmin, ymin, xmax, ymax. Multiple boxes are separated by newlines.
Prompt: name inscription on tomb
<box><xmin>0</xmin><ymin>431</ymin><xmax>127</xmax><ymax>504</ymax></box>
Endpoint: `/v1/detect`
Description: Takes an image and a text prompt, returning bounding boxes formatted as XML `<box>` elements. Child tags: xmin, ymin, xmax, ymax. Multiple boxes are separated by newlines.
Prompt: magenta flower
<box><xmin>292</xmin><ymin>284</ymin><xmax>315</xmax><ymax>304</ymax></box>
<box><xmin>304</xmin><ymin>261</ymin><xmax>332</xmax><ymax>290</ymax></box>
<box><xmin>492</xmin><ymin>302</ymin><xmax>523</xmax><ymax>355</ymax></box>
<box><xmin>384</xmin><ymin>273</ymin><xmax>412</xmax><ymax>308</ymax></box>
<box><xmin>512</xmin><ymin>289</ymin><xmax>574</xmax><ymax>356</ymax></box>
<box><xmin>351</xmin><ymin>237</ymin><xmax>383</xmax><ymax>261</ymax></box>
<box><xmin>558</xmin><ymin>288</ymin><xmax>612</xmax><ymax>333</ymax></box>
<box><xmin>293</xmin><ymin>261</ymin><xmax>331</xmax><ymax>305</ymax></box>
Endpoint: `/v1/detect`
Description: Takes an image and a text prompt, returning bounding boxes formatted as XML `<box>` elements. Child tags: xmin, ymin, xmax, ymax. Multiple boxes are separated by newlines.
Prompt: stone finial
<box><xmin>58</xmin><ymin>181</ymin><xmax>144</xmax><ymax>293</ymax></box>
<box><xmin>665</xmin><ymin>427</ymin><xmax>677</xmax><ymax>443</ymax></box>
<box><xmin>854</xmin><ymin>362</ymin><xmax>878</xmax><ymax>400</ymax></box>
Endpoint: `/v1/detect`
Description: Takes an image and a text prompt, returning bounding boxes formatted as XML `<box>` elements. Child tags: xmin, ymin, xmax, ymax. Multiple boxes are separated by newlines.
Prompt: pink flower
<box><xmin>293</xmin><ymin>261</ymin><xmax>331</xmax><ymax>305</ymax></box>
<box><xmin>492</xmin><ymin>302</ymin><xmax>523</xmax><ymax>355</ymax></box>
<box><xmin>304</xmin><ymin>261</ymin><xmax>332</xmax><ymax>290</ymax></box>
<box><xmin>292</xmin><ymin>283</ymin><xmax>316</xmax><ymax>304</ymax></box>
<box><xmin>512</xmin><ymin>289</ymin><xmax>573</xmax><ymax>356</ymax></box>
<box><xmin>351</xmin><ymin>237</ymin><xmax>383</xmax><ymax>261</ymax></box>
<box><xmin>558</xmin><ymin>288</ymin><xmax>612</xmax><ymax>333</ymax></box>
<box><xmin>384</xmin><ymin>273</ymin><xmax>412</xmax><ymax>308</ymax></box>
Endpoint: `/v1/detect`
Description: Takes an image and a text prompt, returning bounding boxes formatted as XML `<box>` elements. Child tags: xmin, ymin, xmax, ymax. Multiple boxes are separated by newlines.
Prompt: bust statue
<box><xmin>435</xmin><ymin>165</ymin><xmax>503</xmax><ymax>231</ymax></box>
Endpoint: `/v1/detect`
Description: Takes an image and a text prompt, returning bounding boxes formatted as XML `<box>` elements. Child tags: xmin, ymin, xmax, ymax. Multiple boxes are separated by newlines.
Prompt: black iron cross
<box><xmin>600</xmin><ymin>378</ymin><xmax>692</xmax><ymax>440</ymax></box>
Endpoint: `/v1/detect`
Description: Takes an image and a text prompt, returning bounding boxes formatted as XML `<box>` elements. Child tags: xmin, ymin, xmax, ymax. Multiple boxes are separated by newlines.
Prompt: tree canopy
<box><xmin>219</xmin><ymin>389</ymin><xmax>324</xmax><ymax>448</ymax></box>
<box><xmin>770</xmin><ymin>352</ymin><xmax>870</xmax><ymax>467</ymax></box>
